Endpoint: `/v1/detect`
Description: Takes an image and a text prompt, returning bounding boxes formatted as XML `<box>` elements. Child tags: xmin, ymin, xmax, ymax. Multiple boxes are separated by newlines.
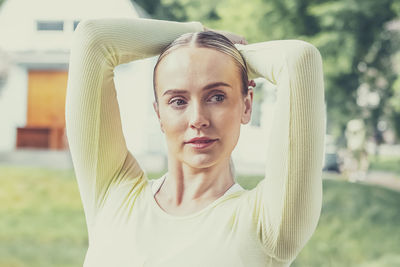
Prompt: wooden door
<box><xmin>16</xmin><ymin>70</ymin><xmax>68</xmax><ymax>149</ymax></box>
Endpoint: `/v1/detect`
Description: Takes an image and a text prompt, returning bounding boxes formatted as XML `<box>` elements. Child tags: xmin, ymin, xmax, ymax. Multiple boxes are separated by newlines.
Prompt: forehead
<box><xmin>155</xmin><ymin>47</ymin><xmax>241</xmax><ymax>93</ymax></box>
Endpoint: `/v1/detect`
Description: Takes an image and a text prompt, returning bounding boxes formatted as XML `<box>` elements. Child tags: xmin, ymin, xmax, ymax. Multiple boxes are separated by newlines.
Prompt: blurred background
<box><xmin>0</xmin><ymin>0</ymin><xmax>399</xmax><ymax>266</ymax></box>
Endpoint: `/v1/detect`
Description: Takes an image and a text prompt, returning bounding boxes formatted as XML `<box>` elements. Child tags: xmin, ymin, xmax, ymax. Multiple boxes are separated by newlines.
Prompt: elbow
<box><xmin>287</xmin><ymin>40</ymin><xmax>323</xmax><ymax>71</ymax></box>
<box><xmin>286</xmin><ymin>40</ymin><xmax>324</xmax><ymax>101</ymax></box>
<box><xmin>74</xmin><ymin>19</ymin><xmax>100</xmax><ymax>40</ymax></box>
<box><xmin>71</xmin><ymin>19</ymin><xmax>105</xmax><ymax>54</ymax></box>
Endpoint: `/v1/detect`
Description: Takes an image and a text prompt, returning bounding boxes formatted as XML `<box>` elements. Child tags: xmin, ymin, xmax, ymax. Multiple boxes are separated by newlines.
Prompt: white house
<box><xmin>0</xmin><ymin>0</ymin><xmax>154</xmax><ymax>150</ymax></box>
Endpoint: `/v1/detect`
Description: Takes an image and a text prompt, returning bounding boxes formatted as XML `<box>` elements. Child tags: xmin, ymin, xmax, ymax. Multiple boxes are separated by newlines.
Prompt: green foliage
<box><xmin>315</xmin><ymin>1</ymin><xmax>396</xmax><ymax>142</ymax></box>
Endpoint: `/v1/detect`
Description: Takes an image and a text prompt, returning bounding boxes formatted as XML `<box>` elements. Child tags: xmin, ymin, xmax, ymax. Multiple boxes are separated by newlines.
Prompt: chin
<box><xmin>185</xmin><ymin>154</ymin><xmax>218</xmax><ymax>169</ymax></box>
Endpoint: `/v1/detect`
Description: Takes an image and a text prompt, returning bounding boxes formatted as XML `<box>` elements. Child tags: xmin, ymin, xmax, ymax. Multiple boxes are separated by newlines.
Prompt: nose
<box><xmin>189</xmin><ymin>102</ymin><xmax>210</xmax><ymax>129</ymax></box>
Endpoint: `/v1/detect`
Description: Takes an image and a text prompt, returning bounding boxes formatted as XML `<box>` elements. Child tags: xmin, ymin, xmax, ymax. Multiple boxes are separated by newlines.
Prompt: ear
<box><xmin>241</xmin><ymin>88</ymin><xmax>253</xmax><ymax>124</ymax></box>
<box><xmin>153</xmin><ymin>101</ymin><xmax>165</xmax><ymax>133</ymax></box>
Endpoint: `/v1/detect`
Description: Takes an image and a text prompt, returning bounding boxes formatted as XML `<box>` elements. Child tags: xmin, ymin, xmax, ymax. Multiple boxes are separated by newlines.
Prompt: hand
<box><xmin>203</xmin><ymin>26</ymin><xmax>248</xmax><ymax>45</ymax></box>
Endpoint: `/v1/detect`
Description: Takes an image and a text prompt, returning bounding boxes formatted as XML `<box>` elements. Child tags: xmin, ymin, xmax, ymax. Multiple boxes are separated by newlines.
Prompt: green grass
<box><xmin>1</xmin><ymin>166</ymin><xmax>399</xmax><ymax>267</ymax></box>
<box><xmin>369</xmin><ymin>155</ymin><xmax>400</xmax><ymax>176</ymax></box>
<box><xmin>292</xmin><ymin>179</ymin><xmax>400</xmax><ymax>267</ymax></box>
<box><xmin>0</xmin><ymin>166</ymin><xmax>87</xmax><ymax>267</ymax></box>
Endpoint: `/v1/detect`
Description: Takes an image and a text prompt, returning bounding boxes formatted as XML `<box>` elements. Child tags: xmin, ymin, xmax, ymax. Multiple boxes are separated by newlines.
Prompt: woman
<box><xmin>66</xmin><ymin>17</ymin><xmax>325</xmax><ymax>267</ymax></box>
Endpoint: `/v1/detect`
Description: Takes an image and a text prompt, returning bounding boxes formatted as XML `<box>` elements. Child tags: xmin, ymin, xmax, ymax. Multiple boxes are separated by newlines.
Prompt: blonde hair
<box><xmin>153</xmin><ymin>30</ymin><xmax>249</xmax><ymax>103</ymax></box>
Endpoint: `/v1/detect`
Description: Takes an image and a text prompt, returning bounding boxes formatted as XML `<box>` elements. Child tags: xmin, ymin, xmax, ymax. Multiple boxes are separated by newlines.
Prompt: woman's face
<box><xmin>153</xmin><ymin>46</ymin><xmax>253</xmax><ymax>169</ymax></box>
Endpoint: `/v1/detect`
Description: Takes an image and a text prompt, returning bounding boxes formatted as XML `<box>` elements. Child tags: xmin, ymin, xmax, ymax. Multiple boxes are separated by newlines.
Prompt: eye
<box><xmin>169</xmin><ymin>98</ymin><xmax>187</xmax><ymax>108</ymax></box>
<box><xmin>208</xmin><ymin>94</ymin><xmax>225</xmax><ymax>103</ymax></box>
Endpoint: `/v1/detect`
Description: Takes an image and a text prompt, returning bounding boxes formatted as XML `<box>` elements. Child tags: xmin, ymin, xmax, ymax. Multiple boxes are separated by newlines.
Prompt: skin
<box><xmin>153</xmin><ymin>46</ymin><xmax>253</xmax><ymax>216</ymax></box>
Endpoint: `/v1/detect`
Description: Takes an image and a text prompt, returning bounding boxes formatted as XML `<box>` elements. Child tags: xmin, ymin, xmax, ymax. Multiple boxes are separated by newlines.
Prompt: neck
<box><xmin>161</xmin><ymin>155</ymin><xmax>235</xmax><ymax>207</ymax></box>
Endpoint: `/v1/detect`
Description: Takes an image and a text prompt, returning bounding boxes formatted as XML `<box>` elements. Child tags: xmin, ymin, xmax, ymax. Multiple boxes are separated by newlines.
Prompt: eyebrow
<box><xmin>161</xmin><ymin>82</ymin><xmax>231</xmax><ymax>97</ymax></box>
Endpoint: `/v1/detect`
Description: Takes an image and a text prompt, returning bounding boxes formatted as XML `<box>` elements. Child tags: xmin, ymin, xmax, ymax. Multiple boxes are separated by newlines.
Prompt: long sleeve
<box><xmin>65</xmin><ymin>18</ymin><xmax>204</xmax><ymax>232</ymax></box>
<box><xmin>235</xmin><ymin>41</ymin><xmax>326</xmax><ymax>263</ymax></box>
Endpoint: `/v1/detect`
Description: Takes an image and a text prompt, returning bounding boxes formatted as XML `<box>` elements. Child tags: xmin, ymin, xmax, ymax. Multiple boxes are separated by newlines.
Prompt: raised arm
<box><xmin>235</xmin><ymin>41</ymin><xmax>326</xmax><ymax>263</ymax></box>
<box><xmin>65</xmin><ymin>18</ymin><xmax>203</xmax><ymax>230</ymax></box>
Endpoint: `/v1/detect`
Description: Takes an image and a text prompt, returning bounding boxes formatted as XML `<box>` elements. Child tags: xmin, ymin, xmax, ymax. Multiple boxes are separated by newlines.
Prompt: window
<box><xmin>73</xmin><ymin>20</ymin><xmax>80</xmax><ymax>31</ymax></box>
<box><xmin>37</xmin><ymin>21</ymin><xmax>64</xmax><ymax>31</ymax></box>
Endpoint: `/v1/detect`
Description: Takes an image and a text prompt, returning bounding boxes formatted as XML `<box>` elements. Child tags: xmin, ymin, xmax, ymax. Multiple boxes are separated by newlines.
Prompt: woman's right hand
<box><xmin>203</xmin><ymin>26</ymin><xmax>248</xmax><ymax>45</ymax></box>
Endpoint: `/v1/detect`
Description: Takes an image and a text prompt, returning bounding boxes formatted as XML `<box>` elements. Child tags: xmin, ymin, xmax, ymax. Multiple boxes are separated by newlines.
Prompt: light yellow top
<box><xmin>65</xmin><ymin>18</ymin><xmax>326</xmax><ymax>267</ymax></box>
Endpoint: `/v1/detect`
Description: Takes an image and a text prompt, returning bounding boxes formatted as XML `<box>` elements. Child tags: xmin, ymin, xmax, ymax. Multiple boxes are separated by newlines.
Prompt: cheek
<box><xmin>215</xmin><ymin>108</ymin><xmax>240</xmax><ymax>128</ymax></box>
<box><xmin>213</xmin><ymin>104</ymin><xmax>243</xmax><ymax>141</ymax></box>
<box><xmin>159</xmin><ymin>108</ymin><xmax>186</xmax><ymax>139</ymax></box>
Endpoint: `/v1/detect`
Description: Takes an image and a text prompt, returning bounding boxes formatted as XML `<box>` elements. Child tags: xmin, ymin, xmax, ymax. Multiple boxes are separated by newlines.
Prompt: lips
<box><xmin>185</xmin><ymin>137</ymin><xmax>218</xmax><ymax>149</ymax></box>
<box><xmin>185</xmin><ymin>137</ymin><xmax>217</xmax><ymax>144</ymax></box>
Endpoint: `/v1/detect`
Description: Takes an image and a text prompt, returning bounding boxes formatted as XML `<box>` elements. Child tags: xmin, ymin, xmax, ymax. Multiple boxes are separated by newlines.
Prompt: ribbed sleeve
<box><xmin>236</xmin><ymin>41</ymin><xmax>326</xmax><ymax>263</ymax></box>
<box><xmin>65</xmin><ymin>18</ymin><xmax>204</xmax><ymax>234</ymax></box>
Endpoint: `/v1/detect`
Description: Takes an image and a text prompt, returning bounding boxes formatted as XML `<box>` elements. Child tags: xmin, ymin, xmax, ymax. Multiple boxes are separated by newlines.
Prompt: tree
<box><xmin>307</xmin><ymin>0</ymin><xmax>399</xmax><ymax>146</ymax></box>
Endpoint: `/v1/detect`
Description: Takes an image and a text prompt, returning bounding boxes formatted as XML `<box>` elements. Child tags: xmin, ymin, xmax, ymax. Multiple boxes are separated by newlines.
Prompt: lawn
<box><xmin>1</xmin><ymin>165</ymin><xmax>399</xmax><ymax>267</ymax></box>
<box><xmin>369</xmin><ymin>154</ymin><xmax>400</xmax><ymax>176</ymax></box>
